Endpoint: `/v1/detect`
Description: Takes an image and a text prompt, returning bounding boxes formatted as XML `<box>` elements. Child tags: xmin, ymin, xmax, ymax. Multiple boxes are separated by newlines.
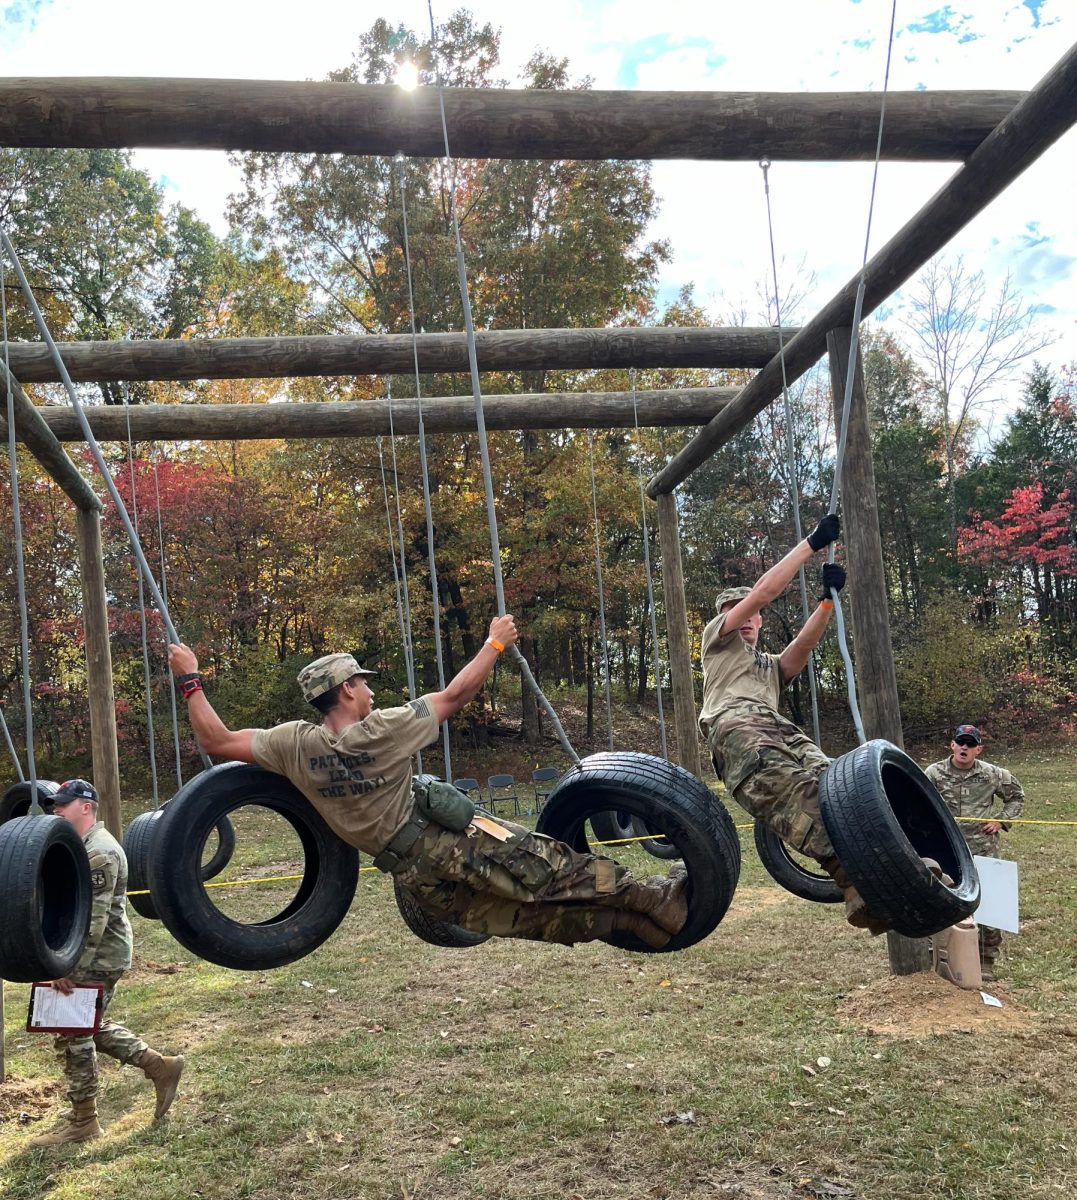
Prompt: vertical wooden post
<box><xmin>75</xmin><ymin>506</ymin><xmax>123</xmax><ymax>837</ymax></box>
<box><xmin>655</xmin><ymin>491</ymin><xmax>701</xmax><ymax>777</ymax></box>
<box><xmin>827</xmin><ymin>327</ymin><xmax>930</xmax><ymax>975</ymax></box>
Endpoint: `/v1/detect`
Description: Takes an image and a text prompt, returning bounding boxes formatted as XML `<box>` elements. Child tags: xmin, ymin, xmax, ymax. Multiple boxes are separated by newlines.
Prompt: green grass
<box><xmin>3</xmin><ymin>750</ymin><xmax>1076</xmax><ymax>1199</ymax></box>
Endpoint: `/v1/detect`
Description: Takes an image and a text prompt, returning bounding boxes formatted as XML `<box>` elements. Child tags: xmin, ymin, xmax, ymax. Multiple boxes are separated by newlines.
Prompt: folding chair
<box><xmin>531</xmin><ymin>767</ymin><xmax>559</xmax><ymax>814</ymax></box>
<box><xmin>452</xmin><ymin>777</ymin><xmax>481</xmax><ymax>800</ymax></box>
<box><xmin>485</xmin><ymin>774</ymin><xmax>520</xmax><ymax>817</ymax></box>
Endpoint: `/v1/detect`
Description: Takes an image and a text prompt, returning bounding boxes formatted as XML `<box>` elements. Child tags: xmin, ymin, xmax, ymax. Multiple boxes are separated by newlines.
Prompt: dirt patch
<box><xmin>126</xmin><ymin>952</ymin><xmax>192</xmax><ymax>980</ymax></box>
<box><xmin>0</xmin><ymin>1076</ymin><xmax>61</xmax><ymax>1125</ymax></box>
<box><xmin>838</xmin><ymin>971</ymin><xmax>1032</xmax><ymax>1037</ymax></box>
<box><xmin>725</xmin><ymin>886</ymin><xmax>795</xmax><ymax>917</ymax></box>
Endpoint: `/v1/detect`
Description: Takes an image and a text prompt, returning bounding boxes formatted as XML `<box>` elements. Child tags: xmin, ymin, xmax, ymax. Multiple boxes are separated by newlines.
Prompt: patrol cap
<box><xmin>297</xmin><ymin>653</ymin><xmax>375</xmax><ymax>703</ymax></box>
<box><xmin>715</xmin><ymin>585</ymin><xmax>752</xmax><ymax>612</ymax></box>
<box><xmin>53</xmin><ymin>778</ymin><xmax>98</xmax><ymax>806</ymax></box>
<box><xmin>953</xmin><ymin>723</ymin><xmax>982</xmax><ymax>745</ymax></box>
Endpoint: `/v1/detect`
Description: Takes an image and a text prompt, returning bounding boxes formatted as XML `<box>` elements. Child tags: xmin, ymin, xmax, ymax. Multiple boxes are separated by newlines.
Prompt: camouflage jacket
<box><xmin>924</xmin><ymin>757</ymin><xmax>1025</xmax><ymax>854</ymax></box>
<box><xmin>75</xmin><ymin>821</ymin><xmax>133</xmax><ymax>977</ymax></box>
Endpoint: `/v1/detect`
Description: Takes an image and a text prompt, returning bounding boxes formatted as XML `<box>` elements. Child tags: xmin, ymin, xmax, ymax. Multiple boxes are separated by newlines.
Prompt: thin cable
<box><xmin>398</xmin><ymin>153</ymin><xmax>452</xmax><ymax>779</ymax></box>
<box><xmin>152</xmin><ymin>452</ymin><xmax>184</xmax><ymax>788</ymax></box>
<box><xmin>630</xmin><ymin>371</ymin><xmax>668</xmax><ymax>759</ymax></box>
<box><xmin>759</xmin><ymin>158</ymin><xmax>821</xmax><ymax>746</ymax></box>
<box><xmin>123</xmin><ymin>390</ymin><xmax>160</xmax><ymax>806</ymax></box>
<box><xmin>384</xmin><ymin>378</ymin><xmax>419</xmax><ymax>701</ymax></box>
<box><xmin>587</xmin><ymin>431</ymin><xmax>615</xmax><ymax>751</ymax></box>
<box><xmin>1</xmin><ymin>238</ymin><xmax>39</xmax><ymax>810</ymax></box>
<box><xmin>425</xmin><ymin>0</ymin><xmax>579</xmax><ymax>764</ymax></box>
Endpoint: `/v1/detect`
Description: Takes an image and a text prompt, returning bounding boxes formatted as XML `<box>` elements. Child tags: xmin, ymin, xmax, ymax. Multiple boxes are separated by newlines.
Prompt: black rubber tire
<box><xmin>147</xmin><ymin>761</ymin><xmax>360</xmax><ymax>971</ymax></box>
<box><xmin>392</xmin><ymin>880</ymin><xmax>490</xmax><ymax>948</ymax></box>
<box><xmin>753</xmin><ymin>820</ymin><xmax>843</xmax><ymax>903</ymax></box>
<box><xmin>819</xmin><ymin>739</ymin><xmax>980</xmax><ymax>938</ymax></box>
<box><xmin>589</xmin><ymin>808</ymin><xmax>636</xmax><ymax>844</ymax></box>
<box><xmin>0</xmin><ymin>814</ymin><xmax>92</xmax><ymax>982</ymax></box>
<box><xmin>536</xmin><ymin>751</ymin><xmax>741</xmax><ymax>953</ymax></box>
<box><xmin>631</xmin><ymin>816</ymin><xmax>682</xmax><ymax>860</ymax></box>
<box><xmin>0</xmin><ymin>779</ymin><xmax>60</xmax><ymax>824</ymax></box>
<box><xmin>124</xmin><ymin>806</ymin><xmax>238</xmax><ymax>921</ymax></box>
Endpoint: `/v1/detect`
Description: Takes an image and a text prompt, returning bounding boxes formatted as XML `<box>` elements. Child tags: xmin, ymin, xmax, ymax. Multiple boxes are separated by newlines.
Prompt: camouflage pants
<box><xmin>393</xmin><ymin>818</ymin><xmax>661</xmax><ymax>945</ymax></box>
<box><xmin>53</xmin><ymin>971</ymin><xmax>148</xmax><ymax>1103</ymax></box>
<box><xmin>963</xmin><ymin>839</ymin><xmax>1004</xmax><ymax>963</ymax></box>
<box><xmin>708</xmin><ymin>704</ymin><xmax>838</xmax><ymax>867</ymax></box>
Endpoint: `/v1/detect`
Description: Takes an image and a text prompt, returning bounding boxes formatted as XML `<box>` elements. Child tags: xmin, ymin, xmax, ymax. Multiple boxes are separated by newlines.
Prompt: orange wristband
<box><xmin>819</xmin><ymin>599</ymin><xmax>834</xmax><ymax>610</ymax></box>
<box><xmin>487</xmin><ymin>637</ymin><xmax>506</xmax><ymax>653</ymax></box>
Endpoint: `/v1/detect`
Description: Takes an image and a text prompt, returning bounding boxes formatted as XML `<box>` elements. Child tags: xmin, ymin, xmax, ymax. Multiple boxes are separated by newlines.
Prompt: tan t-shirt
<box><xmin>698</xmin><ymin>611</ymin><xmax>784</xmax><ymax>735</ymax></box>
<box><xmin>250</xmin><ymin>696</ymin><xmax>440</xmax><ymax>856</ymax></box>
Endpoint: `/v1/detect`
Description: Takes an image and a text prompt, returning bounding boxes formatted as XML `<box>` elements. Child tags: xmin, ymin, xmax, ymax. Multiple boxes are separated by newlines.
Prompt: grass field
<box><xmin>2</xmin><ymin>749</ymin><xmax>1075</xmax><ymax>1200</ymax></box>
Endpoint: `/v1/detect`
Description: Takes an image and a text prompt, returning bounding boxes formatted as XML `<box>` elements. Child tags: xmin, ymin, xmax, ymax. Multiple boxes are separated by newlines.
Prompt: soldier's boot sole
<box><xmin>843</xmin><ymin>886</ymin><xmax>890</xmax><ymax>936</ymax></box>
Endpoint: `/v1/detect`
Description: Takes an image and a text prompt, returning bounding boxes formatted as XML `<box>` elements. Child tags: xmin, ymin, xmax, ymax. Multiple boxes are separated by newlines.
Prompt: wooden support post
<box><xmin>826</xmin><ymin>327</ymin><xmax>930</xmax><ymax>977</ymax></box>
<box><xmin>655</xmin><ymin>492</ymin><xmax>701</xmax><ymax>778</ymax></box>
<box><xmin>75</xmin><ymin>507</ymin><xmax>122</xmax><ymax>838</ymax></box>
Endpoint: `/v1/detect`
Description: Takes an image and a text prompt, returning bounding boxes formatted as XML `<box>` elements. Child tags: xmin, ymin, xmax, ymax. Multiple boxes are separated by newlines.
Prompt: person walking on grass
<box><xmin>698</xmin><ymin>513</ymin><xmax>890</xmax><ymax>935</ymax></box>
<box><xmin>926</xmin><ymin>725</ymin><xmax>1025</xmax><ymax>982</ymax></box>
<box><xmin>30</xmin><ymin>779</ymin><xmax>184</xmax><ymax>1147</ymax></box>
<box><xmin>168</xmin><ymin>614</ymin><xmax>688</xmax><ymax>950</ymax></box>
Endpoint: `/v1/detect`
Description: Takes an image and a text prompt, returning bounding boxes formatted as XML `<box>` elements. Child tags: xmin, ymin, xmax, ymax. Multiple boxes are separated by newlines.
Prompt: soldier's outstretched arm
<box><xmin>431</xmin><ymin>615</ymin><xmax>519</xmax><ymax>723</ymax></box>
<box><xmin>721</xmin><ymin>514</ymin><xmax>841</xmax><ymax>633</ymax></box>
<box><xmin>779</xmin><ymin>563</ymin><xmax>845</xmax><ymax>681</ymax></box>
<box><xmin>168</xmin><ymin>642</ymin><xmax>258</xmax><ymax>763</ymax></box>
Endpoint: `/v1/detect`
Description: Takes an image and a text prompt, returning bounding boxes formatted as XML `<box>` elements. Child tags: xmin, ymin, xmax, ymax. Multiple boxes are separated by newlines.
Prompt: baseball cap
<box><xmin>953</xmin><ymin>724</ymin><xmax>982</xmax><ymax>745</ymax></box>
<box><xmin>296</xmin><ymin>653</ymin><xmax>376</xmax><ymax>703</ymax></box>
<box><xmin>53</xmin><ymin>778</ymin><xmax>98</xmax><ymax>806</ymax></box>
<box><xmin>715</xmin><ymin>585</ymin><xmax>752</xmax><ymax>612</ymax></box>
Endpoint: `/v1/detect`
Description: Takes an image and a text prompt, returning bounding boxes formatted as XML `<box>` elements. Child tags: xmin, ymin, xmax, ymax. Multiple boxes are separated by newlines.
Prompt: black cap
<box><xmin>53</xmin><ymin>778</ymin><xmax>98</xmax><ymax>805</ymax></box>
<box><xmin>953</xmin><ymin>724</ymin><xmax>982</xmax><ymax>745</ymax></box>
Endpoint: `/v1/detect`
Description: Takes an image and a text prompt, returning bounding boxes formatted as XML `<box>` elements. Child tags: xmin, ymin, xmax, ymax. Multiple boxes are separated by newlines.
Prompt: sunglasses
<box><xmin>954</xmin><ymin>738</ymin><xmax>979</xmax><ymax>748</ymax></box>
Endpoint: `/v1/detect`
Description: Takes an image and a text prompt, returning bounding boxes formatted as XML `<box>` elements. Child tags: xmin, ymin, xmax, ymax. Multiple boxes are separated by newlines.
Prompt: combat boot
<box><xmin>610</xmin><ymin>910</ymin><xmax>672</xmax><ymax>949</ymax></box>
<box><xmin>137</xmin><ymin>1049</ymin><xmax>185</xmax><ymax>1120</ymax></box>
<box><xmin>622</xmin><ymin>868</ymin><xmax>689</xmax><ymax>936</ymax></box>
<box><xmin>29</xmin><ymin>1098</ymin><xmax>102</xmax><ymax>1146</ymax></box>
<box><xmin>823</xmin><ymin>858</ymin><xmax>890</xmax><ymax>936</ymax></box>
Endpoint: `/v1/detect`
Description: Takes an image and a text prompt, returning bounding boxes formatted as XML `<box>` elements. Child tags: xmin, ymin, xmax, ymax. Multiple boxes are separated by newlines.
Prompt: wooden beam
<box><xmin>0</xmin><ymin>79</ymin><xmax>1023</xmax><ymax>161</ymax></box>
<box><xmin>26</xmin><ymin>388</ymin><xmax>738</xmax><ymax>442</ymax></box>
<box><xmin>75</xmin><ymin>507</ymin><xmax>122</xmax><ymax>838</ymax></box>
<box><xmin>2</xmin><ymin>327</ymin><xmax>790</xmax><ymax>383</ymax></box>
<box><xmin>1</xmin><ymin>363</ymin><xmax>102</xmax><ymax>510</ymax></box>
<box><xmin>647</xmin><ymin>38</ymin><xmax>1077</xmax><ymax>497</ymax></box>
<box><xmin>656</xmin><ymin>492</ymin><xmax>701</xmax><ymax>778</ymax></box>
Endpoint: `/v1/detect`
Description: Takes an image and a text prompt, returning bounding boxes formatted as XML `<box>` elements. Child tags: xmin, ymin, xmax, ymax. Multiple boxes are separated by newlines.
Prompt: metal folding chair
<box><xmin>485</xmin><ymin>774</ymin><xmax>520</xmax><ymax>817</ymax></box>
<box><xmin>531</xmin><ymin>767</ymin><xmax>559</xmax><ymax>813</ymax></box>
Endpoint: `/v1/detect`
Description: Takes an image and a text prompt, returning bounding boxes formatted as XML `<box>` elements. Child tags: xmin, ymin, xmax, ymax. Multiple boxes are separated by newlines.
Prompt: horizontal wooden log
<box><xmin>1</xmin><ymin>327</ymin><xmax>791</xmax><ymax>383</ymax></box>
<box><xmin>1</xmin><ymin>364</ymin><xmax>101</xmax><ymax>509</ymax></box>
<box><xmin>22</xmin><ymin>388</ymin><xmax>737</xmax><ymax>442</ymax></box>
<box><xmin>647</xmin><ymin>39</ymin><xmax>1077</xmax><ymax>496</ymax></box>
<box><xmin>0</xmin><ymin>79</ymin><xmax>1023</xmax><ymax>161</ymax></box>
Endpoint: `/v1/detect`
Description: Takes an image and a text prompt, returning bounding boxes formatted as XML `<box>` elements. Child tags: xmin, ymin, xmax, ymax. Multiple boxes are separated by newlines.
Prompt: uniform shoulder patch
<box><xmin>90</xmin><ymin>867</ymin><xmax>108</xmax><ymax>892</ymax></box>
<box><xmin>408</xmin><ymin>697</ymin><xmax>433</xmax><ymax>719</ymax></box>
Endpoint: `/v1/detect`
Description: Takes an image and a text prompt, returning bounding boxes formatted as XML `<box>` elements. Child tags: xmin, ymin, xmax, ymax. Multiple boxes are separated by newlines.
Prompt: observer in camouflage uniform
<box><xmin>54</xmin><ymin>821</ymin><xmax>148</xmax><ymax>1102</ymax></box>
<box><xmin>925</xmin><ymin>739</ymin><xmax>1024</xmax><ymax>968</ymax></box>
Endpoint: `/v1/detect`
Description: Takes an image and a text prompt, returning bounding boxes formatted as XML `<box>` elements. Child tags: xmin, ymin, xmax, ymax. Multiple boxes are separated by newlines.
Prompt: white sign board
<box><xmin>972</xmin><ymin>855</ymin><xmax>1020</xmax><ymax>934</ymax></box>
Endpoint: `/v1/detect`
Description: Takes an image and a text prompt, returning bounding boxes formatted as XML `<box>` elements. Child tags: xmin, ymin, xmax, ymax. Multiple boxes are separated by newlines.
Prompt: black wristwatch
<box><xmin>176</xmin><ymin>672</ymin><xmax>203</xmax><ymax>699</ymax></box>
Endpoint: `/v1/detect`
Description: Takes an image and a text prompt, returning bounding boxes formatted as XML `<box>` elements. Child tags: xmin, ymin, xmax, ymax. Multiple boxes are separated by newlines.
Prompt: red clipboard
<box><xmin>25</xmin><ymin>983</ymin><xmax>105</xmax><ymax>1035</ymax></box>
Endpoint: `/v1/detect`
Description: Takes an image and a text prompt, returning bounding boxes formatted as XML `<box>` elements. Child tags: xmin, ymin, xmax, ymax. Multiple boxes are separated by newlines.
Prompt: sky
<box><xmin>2</xmin><ymin>0</ymin><xmax>1075</xmax><ymax>396</ymax></box>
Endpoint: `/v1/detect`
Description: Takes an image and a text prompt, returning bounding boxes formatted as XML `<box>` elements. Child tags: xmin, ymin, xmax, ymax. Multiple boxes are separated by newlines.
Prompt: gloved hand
<box><xmin>819</xmin><ymin>562</ymin><xmax>846</xmax><ymax>600</ymax></box>
<box><xmin>807</xmin><ymin>513</ymin><xmax>840</xmax><ymax>551</ymax></box>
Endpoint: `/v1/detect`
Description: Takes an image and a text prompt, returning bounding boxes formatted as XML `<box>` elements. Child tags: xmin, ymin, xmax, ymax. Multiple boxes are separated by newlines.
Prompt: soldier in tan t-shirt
<box><xmin>168</xmin><ymin>616</ymin><xmax>690</xmax><ymax>950</ymax></box>
<box><xmin>700</xmin><ymin>513</ymin><xmax>887</xmax><ymax>934</ymax></box>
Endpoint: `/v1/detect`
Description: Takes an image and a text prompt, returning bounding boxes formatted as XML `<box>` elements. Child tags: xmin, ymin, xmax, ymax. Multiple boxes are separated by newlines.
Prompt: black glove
<box><xmin>819</xmin><ymin>562</ymin><xmax>846</xmax><ymax>600</ymax></box>
<box><xmin>806</xmin><ymin>513</ymin><xmax>840</xmax><ymax>552</ymax></box>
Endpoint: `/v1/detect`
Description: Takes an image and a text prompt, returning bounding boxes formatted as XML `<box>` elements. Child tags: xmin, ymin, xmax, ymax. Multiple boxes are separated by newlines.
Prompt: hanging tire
<box><xmin>147</xmin><ymin>761</ymin><xmax>359</xmax><ymax>971</ymax></box>
<box><xmin>125</xmin><ymin>805</ymin><xmax>238</xmax><ymax>921</ymax></box>
<box><xmin>536</xmin><ymin>751</ymin><xmax>741</xmax><ymax>954</ymax></box>
<box><xmin>392</xmin><ymin>880</ymin><xmax>490</xmax><ymax>948</ymax></box>
<box><xmin>753</xmin><ymin>820</ymin><xmax>843</xmax><ymax>903</ymax></box>
<box><xmin>819</xmin><ymin>739</ymin><xmax>979</xmax><ymax>938</ymax></box>
<box><xmin>589</xmin><ymin>808</ymin><xmax>636</xmax><ymax>844</ymax></box>
<box><xmin>0</xmin><ymin>814</ymin><xmax>91</xmax><ymax>982</ymax></box>
<box><xmin>631</xmin><ymin>816</ymin><xmax>682</xmax><ymax>860</ymax></box>
<box><xmin>0</xmin><ymin>779</ymin><xmax>60</xmax><ymax>824</ymax></box>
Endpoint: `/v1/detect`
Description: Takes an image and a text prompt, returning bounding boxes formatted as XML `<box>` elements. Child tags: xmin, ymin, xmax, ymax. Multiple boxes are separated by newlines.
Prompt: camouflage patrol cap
<box><xmin>297</xmin><ymin>653</ymin><xmax>375</xmax><ymax>703</ymax></box>
<box><xmin>53</xmin><ymin>778</ymin><xmax>98</xmax><ymax>806</ymax></box>
<box><xmin>715</xmin><ymin>585</ymin><xmax>752</xmax><ymax>612</ymax></box>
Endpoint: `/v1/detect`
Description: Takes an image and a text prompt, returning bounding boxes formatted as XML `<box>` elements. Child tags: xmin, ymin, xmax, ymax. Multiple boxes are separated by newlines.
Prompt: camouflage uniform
<box><xmin>925</xmin><ymin>756</ymin><xmax>1025</xmax><ymax>967</ymax></box>
<box><xmin>54</xmin><ymin>822</ymin><xmax>148</xmax><ymax>1103</ymax></box>
<box><xmin>699</xmin><ymin>599</ymin><xmax>839</xmax><ymax>873</ymax></box>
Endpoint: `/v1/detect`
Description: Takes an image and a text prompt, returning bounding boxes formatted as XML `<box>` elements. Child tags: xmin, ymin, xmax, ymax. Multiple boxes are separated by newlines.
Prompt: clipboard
<box><xmin>26</xmin><ymin>983</ymin><xmax>105</xmax><ymax>1035</ymax></box>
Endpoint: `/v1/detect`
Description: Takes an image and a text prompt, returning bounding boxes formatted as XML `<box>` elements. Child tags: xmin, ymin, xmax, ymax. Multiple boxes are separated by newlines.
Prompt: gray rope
<box><xmin>0</xmin><ymin>239</ymin><xmax>39</xmax><ymax>809</ymax></box>
<box><xmin>151</xmin><ymin>451</ymin><xmax>184</xmax><ymax>788</ymax></box>
<box><xmin>759</xmin><ymin>158</ymin><xmax>822</xmax><ymax>747</ymax></box>
<box><xmin>426</xmin><ymin>0</ymin><xmax>580</xmax><ymax>764</ymax></box>
<box><xmin>824</xmin><ymin>0</ymin><xmax>899</xmax><ymax>747</ymax></box>
<box><xmin>629</xmin><ymin>371</ymin><xmax>668</xmax><ymax>760</ymax></box>
<box><xmin>122</xmin><ymin>390</ymin><xmax>160</xmax><ymax>806</ymax></box>
<box><xmin>587</xmin><ymin>431</ymin><xmax>615</xmax><ymax>751</ymax></box>
<box><xmin>384</xmin><ymin>378</ymin><xmax>419</xmax><ymax>701</ymax></box>
<box><xmin>398</xmin><ymin>154</ymin><xmax>452</xmax><ymax>779</ymax></box>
